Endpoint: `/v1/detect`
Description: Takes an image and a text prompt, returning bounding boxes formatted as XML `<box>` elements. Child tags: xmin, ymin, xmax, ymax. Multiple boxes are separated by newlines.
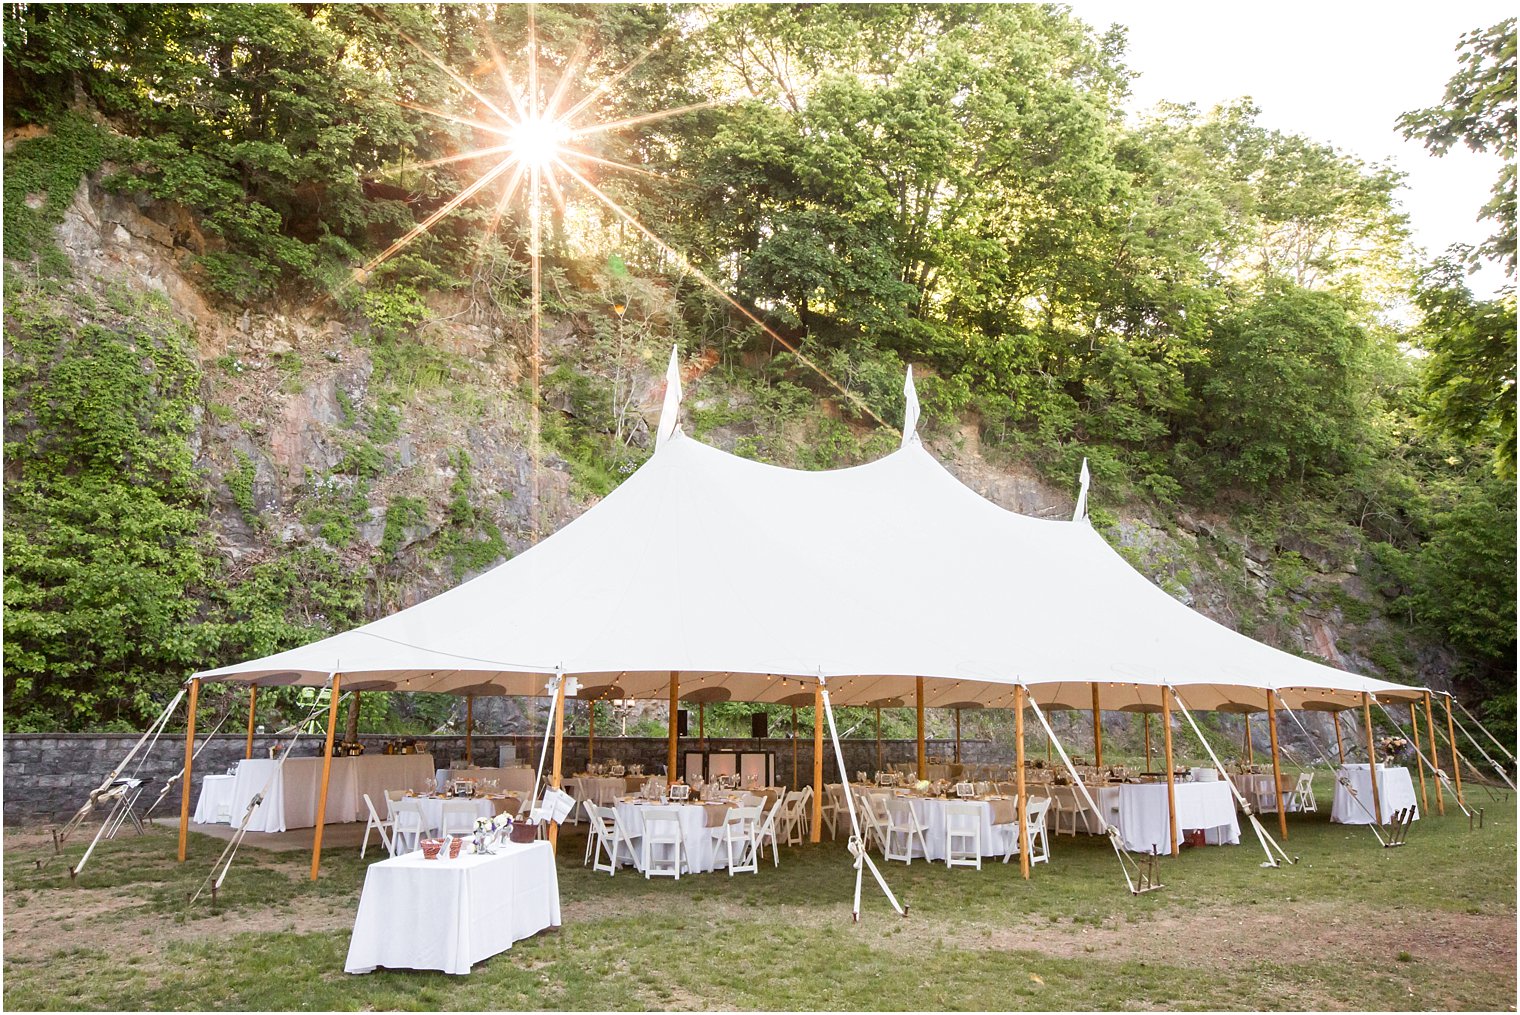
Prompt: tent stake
<box><xmin>177</xmin><ymin>678</ymin><xmax>201</xmax><ymax>863</ymax></box>
<box><xmin>1361</xmin><ymin>692</ymin><xmax>1383</xmax><ymax>825</ymax></box>
<box><xmin>1424</xmin><ymin>691</ymin><xmax>1445</xmax><ymax>816</ymax></box>
<box><xmin>1267</xmin><ymin>691</ymin><xmax>1287</xmax><ymax>840</ymax></box>
<box><xmin>309</xmin><ymin>673</ymin><xmax>342</xmax><ymax>881</ymax></box>
<box><xmin>811</xmin><ymin>684</ymin><xmax>823</xmax><ymax>843</ymax></box>
<box><xmin>1091</xmin><ymin>683</ymin><xmax>1103</xmax><ymax>769</ymax></box>
<box><xmin>1014</xmin><ymin>686</ymin><xmax>1030</xmax><ymax>880</ymax></box>
<box><xmin>1409</xmin><ymin>704</ymin><xmax>1430</xmax><ymax>813</ymax></box>
<box><xmin>1162</xmin><ymin>688</ymin><xmax>1178</xmax><ymax>856</ymax></box>
<box><xmin>1444</xmin><ymin>695</ymin><xmax>1465</xmax><ymax>808</ymax></box>
<box><xmin>915</xmin><ymin>677</ymin><xmax>926</xmax><ymax>780</ymax></box>
<box><xmin>245</xmin><ymin>686</ymin><xmax>258</xmax><ymax>759</ymax></box>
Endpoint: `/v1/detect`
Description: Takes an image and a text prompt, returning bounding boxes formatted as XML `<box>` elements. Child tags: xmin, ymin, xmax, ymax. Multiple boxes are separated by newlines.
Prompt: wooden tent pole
<box><xmin>667</xmin><ymin>671</ymin><xmax>679</xmax><ymax>782</ymax></box>
<box><xmin>177</xmin><ymin>678</ymin><xmax>201</xmax><ymax>862</ymax></box>
<box><xmin>954</xmin><ymin>708</ymin><xmax>962</xmax><ymax>765</ymax></box>
<box><xmin>791</xmin><ymin>705</ymin><xmax>798</xmax><ymax>790</ymax></box>
<box><xmin>309</xmin><ymin>674</ymin><xmax>342</xmax><ymax>881</ymax></box>
<box><xmin>549</xmin><ymin>677</ymin><xmax>566</xmax><ymax>852</ymax></box>
<box><xmin>1014</xmin><ymin>687</ymin><xmax>1030</xmax><ymax>880</ymax></box>
<box><xmin>464</xmin><ymin>695</ymin><xmax>473</xmax><ymax>766</ymax></box>
<box><xmin>1424</xmin><ymin>691</ymin><xmax>1445</xmax><ymax>815</ymax></box>
<box><xmin>1362</xmin><ymin>692</ymin><xmax>1383</xmax><ymax>825</ymax></box>
<box><xmin>1091</xmin><ymin>683</ymin><xmax>1103</xmax><ymax>768</ymax></box>
<box><xmin>1409</xmin><ymin>704</ymin><xmax>1429</xmax><ymax>813</ymax></box>
<box><xmin>1444</xmin><ymin>694</ymin><xmax>1464</xmax><ymax>808</ymax></box>
<box><xmin>1267</xmin><ymin>690</ymin><xmax>1287</xmax><ymax>840</ymax></box>
<box><xmin>1144</xmin><ymin>712</ymin><xmax>1152</xmax><ymax>771</ymax></box>
<box><xmin>915</xmin><ymin>677</ymin><xmax>926</xmax><ymax>780</ymax></box>
<box><xmin>1333</xmin><ymin>711</ymin><xmax>1345</xmax><ymax>763</ymax></box>
<box><xmin>1243</xmin><ymin>716</ymin><xmax>1253</xmax><ymax>761</ymax></box>
<box><xmin>811</xmin><ymin>684</ymin><xmax>823</xmax><ymax>843</ymax></box>
<box><xmin>245</xmin><ymin>685</ymin><xmax>258</xmax><ymax>760</ymax></box>
<box><xmin>588</xmin><ymin>700</ymin><xmax>595</xmax><ymax>764</ymax></box>
<box><xmin>1161</xmin><ymin>688</ymin><xmax>1178</xmax><ymax>856</ymax></box>
<box><xmin>875</xmin><ymin>706</ymin><xmax>882</xmax><ymax>774</ymax></box>
<box><xmin>345</xmin><ymin>691</ymin><xmax>362</xmax><ymax>747</ymax></box>
<box><xmin>699</xmin><ymin>702</ymin><xmax>705</xmax><ymax>748</ymax></box>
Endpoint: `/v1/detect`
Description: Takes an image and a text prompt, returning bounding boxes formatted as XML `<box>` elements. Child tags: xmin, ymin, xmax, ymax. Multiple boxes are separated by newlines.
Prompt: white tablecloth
<box><xmin>569</xmin><ymin>776</ymin><xmax>627</xmax><ymax>807</ymax></box>
<box><xmin>1331</xmin><ymin>764</ymin><xmax>1419</xmax><ymax>824</ymax></box>
<box><xmin>192</xmin><ymin>774</ymin><xmax>237</xmax><ymax>824</ymax></box>
<box><xmin>407</xmin><ymin>797</ymin><xmax>500</xmax><ymax>835</ymax></box>
<box><xmin>345</xmin><ymin>841</ymin><xmax>561</xmax><ymax>975</ymax></box>
<box><xmin>228</xmin><ymin>754</ymin><xmax>434</xmax><ymax>833</ymax></box>
<box><xmin>1107</xmin><ymin>782</ymin><xmax>1239</xmax><ymax>853</ymax></box>
<box><xmin>613</xmin><ymin>801</ymin><xmax>732</xmax><ymax>874</ymax></box>
<box><xmin>436</xmin><ymin>767</ymin><xmax>536</xmax><ymax>796</ymax></box>
<box><xmin>897</xmin><ymin>797</ymin><xmax>1018</xmax><ymax>860</ymax></box>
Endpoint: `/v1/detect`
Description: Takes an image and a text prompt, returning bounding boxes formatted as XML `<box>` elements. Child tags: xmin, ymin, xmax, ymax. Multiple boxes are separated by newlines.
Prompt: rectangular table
<box><xmin>1331</xmin><ymin>764</ymin><xmax>1419</xmax><ymax>825</ymax></box>
<box><xmin>345</xmin><ymin>841</ymin><xmax>561</xmax><ymax>975</ymax></box>
<box><xmin>225</xmin><ymin>754</ymin><xmax>435</xmax><ymax>833</ymax></box>
<box><xmin>192</xmin><ymin>774</ymin><xmax>237</xmax><ymax>824</ymax></box>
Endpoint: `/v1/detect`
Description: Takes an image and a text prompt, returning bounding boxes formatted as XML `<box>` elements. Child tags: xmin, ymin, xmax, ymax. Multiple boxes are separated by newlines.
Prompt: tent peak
<box><xmin>655</xmin><ymin>344</ymin><xmax>683</xmax><ymax>450</ymax></box>
<box><xmin>901</xmin><ymin>365</ymin><xmax>920</xmax><ymax>448</ymax></box>
<box><xmin>1072</xmin><ymin>457</ymin><xmax>1091</xmax><ymax>523</ymax></box>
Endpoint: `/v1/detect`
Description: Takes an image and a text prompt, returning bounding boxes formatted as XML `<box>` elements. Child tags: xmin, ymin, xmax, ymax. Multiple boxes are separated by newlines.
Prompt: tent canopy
<box><xmin>197</xmin><ymin>379</ymin><xmax>1422</xmax><ymax>713</ymax></box>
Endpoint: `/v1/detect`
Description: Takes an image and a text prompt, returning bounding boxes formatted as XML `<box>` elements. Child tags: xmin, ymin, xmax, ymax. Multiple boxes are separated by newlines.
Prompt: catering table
<box><xmin>898</xmin><ymin>797</ymin><xmax>1018</xmax><ymax>860</ymax></box>
<box><xmin>192</xmin><ymin>774</ymin><xmax>236</xmax><ymax>824</ymax></box>
<box><xmin>613</xmin><ymin>800</ymin><xmax>734</xmax><ymax>874</ymax></box>
<box><xmin>1107</xmin><ymin>782</ymin><xmax>1239</xmax><ymax>853</ymax></box>
<box><xmin>1331</xmin><ymin>764</ymin><xmax>1419</xmax><ymax>825</ymax></box>
<box><xmin>345</xmin><ymin>840</ymin><xmax>561</xmax><ymax>975</ymax></box>
<box><xmin>435</xmin><ymin>766</ymin><xmax>536</xmax><ymax>796</ymax></box>
<box><xmin>225</xmin><ymin>754</ymin><xmax>435</xmax><ymax>833</ymax></box>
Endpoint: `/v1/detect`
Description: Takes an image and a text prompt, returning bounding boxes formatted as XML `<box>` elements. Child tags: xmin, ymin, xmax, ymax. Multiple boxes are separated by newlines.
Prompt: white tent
<box><xmin>196</xmin><ymin>372</ymin><xmax>1421</xmax><ymax>714</ymax></box>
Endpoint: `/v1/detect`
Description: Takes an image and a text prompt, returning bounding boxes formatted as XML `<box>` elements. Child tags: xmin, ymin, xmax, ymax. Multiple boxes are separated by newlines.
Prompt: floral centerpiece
<box><xmin>473</xmin><ymin>814</ymin><xmax>510</xmax><ymax>853</ymax></box>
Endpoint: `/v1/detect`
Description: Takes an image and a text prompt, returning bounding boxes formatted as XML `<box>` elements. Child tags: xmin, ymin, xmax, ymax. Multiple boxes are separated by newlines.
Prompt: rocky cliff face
<box><xmin>35</xmin><ymin>175</ymin><xmax>1446</xmax><ymax>748</ymax></box>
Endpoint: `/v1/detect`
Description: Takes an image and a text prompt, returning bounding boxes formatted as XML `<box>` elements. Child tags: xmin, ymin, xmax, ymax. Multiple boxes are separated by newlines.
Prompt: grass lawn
<box><xmin>4</xmin><ymin>771</ymin><xmax>1515</xmax><ymax>1011</ymax></box>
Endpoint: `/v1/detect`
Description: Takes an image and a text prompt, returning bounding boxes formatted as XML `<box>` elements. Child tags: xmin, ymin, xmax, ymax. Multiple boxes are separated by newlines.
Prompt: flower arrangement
<box><xmin>1378</xmin><ymin>736</ymin><xmax>1409</xmax><ymax>763</ymax></box>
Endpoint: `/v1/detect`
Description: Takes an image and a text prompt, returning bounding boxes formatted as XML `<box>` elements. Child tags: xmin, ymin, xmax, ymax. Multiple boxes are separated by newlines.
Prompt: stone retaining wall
<box><xmin>2</xmin><ymin>732</ymin><xmax>1005</xmax><ymax>824</ymax></box>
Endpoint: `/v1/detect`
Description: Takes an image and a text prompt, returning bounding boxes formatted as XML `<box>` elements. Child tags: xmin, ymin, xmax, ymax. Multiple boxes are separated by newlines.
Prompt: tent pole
<box><xmin>875</xmin><ymin>706</ymin><xmax>882</xmax><ymax>774</ymax></box>
<box><xmin>345</xmin><ymin>691</ymin><xmax>362</xmax><ymax>747</ymax></box>
<box><xmin>1362</xmin><ymin>692</ymin><xmax>1383</xmax><ymax>825</ymax></box>
<box><xmin>1014</xmin><ymin>686</ymin><xmax>1030</xmax><ymax>880</ymax></box>
<box><xmin>667</xmin><ymin>671</ymin><xmax>679</xmax><ymax>781</ymax></box>
<box><xmin>811</xmin><ymin>684</ymin><xmax>823</xmax><ymax>843</ymax></box>
<box><xmin>588</xmin><ymin>700</ymin><xmax>595</xmax><ymax>764</ymax></box>
<box><xmin>954</xmin><ymin>709</ymin><xmax>961</xmax><ymax>765</ymax></box>
<box><xmin>1333</xmin><ymin>712</ymin><xmax>1345</xmax><ymax>763</ymax></box>
<box><xmin>549</xmin><ymin>677</ymin><xmax>566</xmax><ymax>852</ymax></box>
<box><xmin>1424</xmin><ymin>691</ymin><xmax>1445</xmax><ymax>815</ymax></box>
<box><xmin>1243</xmin><ymin>715</ymin><xmax>1253</xmax><ymax>762</ymax></box>
<box><xmin>915</xmin><ymin>677</ymin><xmax>926</xmax><ymax>780</ymax></box>
<box><xmin>1443</xmin><ymin>695</ymin><xmax>1465</xmax><ymax>808</ymax></box>
<box><xmin>1409</xmin><ymin>704</ymin><xmax>1429</xmax><ymax>813</ymax></box>
<box><xmin>1267</xmin><ymin>691</ymin><xmax>1287</xmax><ymax>840</ymax></box>
<box><xmin>1144</xmin><ymin>712</ymin><xmax>1152</xmax><ymax>772</ymax></box>
<box><xmin>791</xmin><ymin>705</ymin><xmax>798</xmax><ymax>790</ymax></box>
<box><xmin>699</xmin><ymin>702</ymin><xmax>705</xmax><ymax>748</ymax></box>
<box><xmin>1091</xmin><ymin>683</ymin><xmax>1103</xmax><ymax>768</ymax></box>
<box><xmin>465</xmin><ymin>695</ymin><xmax>473</xmax><ymax>766</ymax></box>
<box><xmin>309</xmin><ymin>673</ymin><xmax>342</xmax><ymax>881</ymax></box>
<box><xmin>1161</xmin><ymin>688</ymin><xmax>1178</xmax><ymax>856</ymax></box>
<box><xmin>177</xmin><ymin>677</ymin><xmax>201</xmax><ymax>862</ymax></box>
<box><xmin>245</xmin><ymin>686</ymin><xmax>258</xmax><ymax>759</ymax></box>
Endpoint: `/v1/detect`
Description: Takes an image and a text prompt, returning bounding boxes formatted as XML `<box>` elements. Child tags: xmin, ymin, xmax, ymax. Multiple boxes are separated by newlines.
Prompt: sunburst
<box><xmin>359</xmin><ymin>10</ymin><xmax>891</xmax><ymax>536</ymax></box>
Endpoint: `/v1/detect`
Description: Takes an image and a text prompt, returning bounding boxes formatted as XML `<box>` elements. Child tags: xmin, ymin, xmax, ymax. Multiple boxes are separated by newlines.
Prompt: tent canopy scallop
<box><xmin>196</xmin><ymin>429</ymin><xmax>1422</xmax><ymax>712</ymax></box>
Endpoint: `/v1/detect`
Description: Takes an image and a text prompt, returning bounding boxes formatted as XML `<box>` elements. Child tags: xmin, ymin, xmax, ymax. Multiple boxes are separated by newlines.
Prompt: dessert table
<box><xmin>192</xmin><ymin>773</ymin><xmax>237</xmax><ymax>824</ymax></box>
<box><xmin>1331</xmin><ymin>764</ymin><xmax>1419</xmax><ymax>825</ymax></box>
<box><xmin>345</xmin><ymin>840</ymin><xmax>561</xmax><ymax>975</ymax></box>
<box><xmin>223</xmin><ymin>754</ymin><xmax>434</xmax><ymax>833</ymax></box>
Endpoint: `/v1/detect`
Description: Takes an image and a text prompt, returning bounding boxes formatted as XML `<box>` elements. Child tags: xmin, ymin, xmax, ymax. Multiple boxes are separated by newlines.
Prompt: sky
<box><xmin>1068</xmin><ymin>2</ymin><xmax>1514</xmax><ymax>297</ymax></box>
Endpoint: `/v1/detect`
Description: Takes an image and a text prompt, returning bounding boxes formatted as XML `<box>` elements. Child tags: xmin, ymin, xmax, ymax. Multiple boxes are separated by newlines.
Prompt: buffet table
<box><xmin>220</xmin><ymin>754</ymin><xmax>435</xmax><ymax>833</ymax></box>
<box><xmin>1331</xmin><ymin>764</ymin><xmax>1419</xmax><ymax>825</ymax></box>
<box><xmin>345</xmin><ymin>840</ymin><xmax>561</xmax><ymax>975</ymax></box>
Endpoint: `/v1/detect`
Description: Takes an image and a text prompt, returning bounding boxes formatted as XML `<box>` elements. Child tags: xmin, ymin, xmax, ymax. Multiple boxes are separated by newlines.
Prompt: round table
<box><xmin>890</xmin><ymin>796</ymin><xmax>1019</xmax><ymax>860</ymax></box>
<box><xmin>404</xmin><ymin>796</ymin><xmax>502</xmax><ymax>835</ymax></box>
<box><xmin>613</xmin><ymin>800</ymin><xmax>736</xmax><ymax>874</ymax></box>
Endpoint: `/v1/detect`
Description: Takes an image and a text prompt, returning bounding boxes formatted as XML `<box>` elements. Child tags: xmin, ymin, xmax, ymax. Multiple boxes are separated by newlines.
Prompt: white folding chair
<box><xmin>798</xmin><ymin>785</ymin><xmax>814</xmax><ymax>838</ymax></box>
<box><xmin>944</xmin><ymin>801</ymin><xmax>982</xmax><ymax>869</ymax></box>
<box><xmin>1287</xmin><ymin>772</ymin><xmax>1317</xmax><ymax>813</ymax></box>
<box><xmin>884</xmin><ymin>798</ymin><xmax>929</xmax><ymax>864</ymax></box>
<box><xmin>440</xmin><ymin>800</ymin><xmax>478</xmax><ymax>838</ymax></box>
<box><xmin>589</xmin><ymin>804</ymin><xmax>639</xmax><ymax>875</ymax></box>
<box><xmin>360</xmin><ymin>793</ymin><xmax>395</xmax><ymax>858</ymax></box>
<box><xmin>780</xmin><ymin>791</ymin><xmax>807</xmax><ymax>847</ymax></box>
<box><xmin>1005</xmin><ymin>797</ymin><xmax>1052</xmax><ymax>865</ymax></box>
<box><xmin>383</xmin><ymin>789</ymin><xmax>407</xmax><ymax>820</ymax></box>
<box><xmin>820</xmin><ymin>784</ymin><xmax>845</xmax><ymax>839</ymax></box>
<box><xmin>755</xmin><ymin>797</ymin><xmax>785</xmax><ymax>867</ymax></box>
<box><xmin>582</xmin><ymin>799</ymin><xmax>602</xmax><ymax>866</ymax></box>
<box><xmin>721</xmin><ymin>805</ymin><xmax>762</xmax><ymax>875</ymax></box>
<box><xmin>391</xmin><ymin>799</ymin><xmax>424</xmax><ymax>854</ymax></box>
<box><xmin>640</xmin><ymin>806</ymin><xmax>687</xmax><ymax>879</ymax></box>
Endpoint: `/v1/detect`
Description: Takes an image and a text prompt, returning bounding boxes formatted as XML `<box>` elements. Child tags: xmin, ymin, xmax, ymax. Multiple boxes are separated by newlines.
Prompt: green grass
<box><xmin>4</xmin><ymin>773</ymin><xmax>1514</xmax><ymax>1010</ymax></box>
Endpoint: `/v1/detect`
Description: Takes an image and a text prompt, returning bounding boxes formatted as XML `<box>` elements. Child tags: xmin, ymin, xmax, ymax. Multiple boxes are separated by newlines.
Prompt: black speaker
<box><xmin>676</xmin><ymin>708</ymin><xmax>688</xmax><ymax>736</ymax></box>
<box><xmin>751</xmin><ymin>713</ymin><xmax>768</xmax><ymax>739</ymax></box>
